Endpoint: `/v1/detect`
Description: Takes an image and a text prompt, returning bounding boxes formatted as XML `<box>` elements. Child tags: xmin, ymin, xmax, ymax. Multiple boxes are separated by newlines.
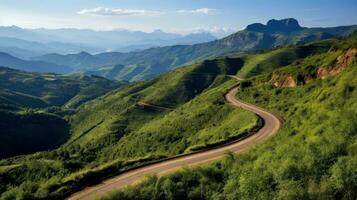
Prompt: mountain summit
<box><xmin>246</xmin><ymin>18</ymin><xmax>304</xmax><ymax>33</ymax></box>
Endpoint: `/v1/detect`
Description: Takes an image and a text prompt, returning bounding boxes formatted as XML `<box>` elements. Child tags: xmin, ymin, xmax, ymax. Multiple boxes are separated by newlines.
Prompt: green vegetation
<box><xmin>0</xmin><ymin>110</ymin><xmax>69</xmax><ymax>158</ymax></box>
<box><xmin>0</xmin><ymin>66</ymin><xmax>127</xmax><ymax>108</ymax></box>
<box><xmin>237</xmin><ymin>42</ymin><xmax>330</xmax><ymax>78</ymax></box>
<box><xmin>0</xmin><ymin>57</ymin><xmax>258</xmax><ymax>199</ymax></box>
<box><xmin>0</xmin><ymin>67</ymin><xmax>127</xmax><ymax>158</ymax></box>
<box><xmin>100</xmin><ymin>33</ymin><xmax>357</xmax><ymax>200</ymax></box>
<box><xmin>0</xmin><ymin>30</ymin><xmax>356</xmax><ymax>200</ymax></box>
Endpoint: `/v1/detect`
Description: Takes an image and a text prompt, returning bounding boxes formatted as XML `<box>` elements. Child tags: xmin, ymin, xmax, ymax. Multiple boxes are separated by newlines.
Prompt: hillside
<box><xmin>101</xmin><ymin>33</ymin><xmax>357</xmax><ymax>200</ymax></box>
<box><xmin>0</xmin><ymin>55</ymin><xmax>260</xmax><ymax>199</ymax></box>
<box><xmin>0</xmin><ymin>67</ymin><xmax>127</xmax><ymax>158</ymax></box>
<box><xmin>0</xmin><ymin>66</ymin><xmax>126</xmax><ymax>108</ymax></box>
<box><xmin>0</xmin><ymin>32</ymin><xmax>356</xmax><ymax>200</ymax></box>
<box><xmin>33</xmin><ymin>18</ymin><xmax>357</xmax><ymax>81</ymax></box>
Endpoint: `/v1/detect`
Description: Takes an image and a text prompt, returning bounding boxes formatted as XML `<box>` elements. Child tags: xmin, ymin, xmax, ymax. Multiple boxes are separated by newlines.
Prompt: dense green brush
<box><xmin>99</xmin><ymin>32</ymin><xmax>357</xmax><ymax>200</ymax></box>
<box><xmin>0</xmin><ymin>31</ymin><xmax>356</xmax><ymax>200</ymax></box>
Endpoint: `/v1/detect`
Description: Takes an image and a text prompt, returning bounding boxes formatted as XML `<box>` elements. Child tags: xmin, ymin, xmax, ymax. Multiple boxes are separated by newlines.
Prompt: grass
<box><xmin>0</xmin><ymin>57</ymin><xmax>258</xmax><ymax>199</ymax></box>
<box><xmin>1</xmin><ymin>31</ymin><xmax>356</xmax><ymax>200</ymax></box>
<box><xmin>98</xmin><ymin>33</ymin><xmax>357</xmax><ymax>200</ymax></box>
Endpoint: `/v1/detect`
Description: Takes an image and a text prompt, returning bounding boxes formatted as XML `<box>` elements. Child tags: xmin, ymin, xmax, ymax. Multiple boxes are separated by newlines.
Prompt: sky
<box><xmin>0</xmin><ymin>0</ymin><xmax>357</xmax><ymax>35</ymax></box>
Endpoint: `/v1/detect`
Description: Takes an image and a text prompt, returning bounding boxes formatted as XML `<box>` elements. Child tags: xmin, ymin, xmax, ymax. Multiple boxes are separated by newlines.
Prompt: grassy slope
<box><xmin>236</xmin><ymin>39</ymin><xmax>335</xmax><ymax>78</ymax></box>
<box><xmin>100</xmin><ymin>34</ymin><xmax>357</xmax><ymax>200</ymax></box>
<box><xmin>0</xmin><ymin>57</ymin><xmax>259</xmax><ymax>199</ymax></box>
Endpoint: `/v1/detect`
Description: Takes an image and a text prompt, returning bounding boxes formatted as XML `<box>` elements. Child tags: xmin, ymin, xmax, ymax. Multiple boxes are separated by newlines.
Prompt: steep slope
<box><xmin>33</xmin><ymin>18</ymin><xmax>357</xmax><ymax>81</ymax></box>
<box><xmin>0</xmin><ymin>52</ymin><xmax>72</xmax><ymax>73</ymax></box>
<box><xmin>102</xmin><ymin>33</ymin><xmax>357</xmax><ymax>200</ymax></box>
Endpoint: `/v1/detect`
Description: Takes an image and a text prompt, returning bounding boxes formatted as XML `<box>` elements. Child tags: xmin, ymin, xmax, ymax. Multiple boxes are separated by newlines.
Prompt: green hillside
<box><xmin>0</xmin><ymin>68</ymin><xmax>127</xmax><ymax>159</ymax></box>
<box><xmin>0</xmin><ymin>32</ymin><xmax>356</xmax><ymax>200</ymax></box>
<box><xmin>101</xmin><ymin>34</ymin><xmax>357</xmax><ymax>200</ymax></box>
<box><xmin>0</xmin><ymin>67</ymin><xmax>127</xmax><ymax>108</ymax></box>
<box><xmin>0</xmin><ymin>56</ymin><xmax>260</xmax><ymax>199</ymax></box>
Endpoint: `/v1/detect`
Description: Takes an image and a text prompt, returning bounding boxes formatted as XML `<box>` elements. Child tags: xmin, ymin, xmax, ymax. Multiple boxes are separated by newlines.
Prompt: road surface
<box><xmin>67</xmin><ymin>76</ymin><xmax>282</xmax><ymax>200</ymax></box>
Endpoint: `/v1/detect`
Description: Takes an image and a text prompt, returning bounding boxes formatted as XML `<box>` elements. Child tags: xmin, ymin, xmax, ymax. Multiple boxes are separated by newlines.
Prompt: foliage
<box><xmin>101</xmin><ymin>35</ymin><xmax>357</xmax><ymax>200</ymax></box>
<box><xmin>1</xmin><ymin>29</ymin><xmax>356</xmax><ymax>200</ymax></box>
<box><xmin>0</xmin><ymin>56</ymin><xmax>257</xmax><ymax>199</ymax></box>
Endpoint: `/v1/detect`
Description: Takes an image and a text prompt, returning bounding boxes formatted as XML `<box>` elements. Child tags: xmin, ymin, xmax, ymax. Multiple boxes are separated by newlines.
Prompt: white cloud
<box><xmin>78</xmin><ymin>7</ymin><xmax>165</xmax><ymax>17</ymax></box>
<box><xmin>176</xmin><ymin>8</ymin><xmax>218</xmax><ymax>15</ymax></box>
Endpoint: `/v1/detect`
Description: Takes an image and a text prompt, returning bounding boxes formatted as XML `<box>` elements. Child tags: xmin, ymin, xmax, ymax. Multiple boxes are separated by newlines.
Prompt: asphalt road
<box><xmin>67</xmin><ymin>76</ymin><xmax>282</xmax><ymax>200</ymax></box>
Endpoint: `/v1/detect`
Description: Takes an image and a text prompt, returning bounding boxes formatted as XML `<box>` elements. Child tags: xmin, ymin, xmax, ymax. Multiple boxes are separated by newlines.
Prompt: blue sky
<box><xmin>0</xmin><ymin>0</ymin><xmax>356</xmax><ymax>34</ymax></box>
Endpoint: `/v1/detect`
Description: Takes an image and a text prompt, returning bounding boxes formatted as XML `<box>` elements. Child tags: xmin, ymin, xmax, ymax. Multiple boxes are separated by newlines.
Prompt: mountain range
<box><xmin>0</xmin><ymin>18</ymin><xmax>356</xmax><ymax>81</ymax></box>
<box><xmin>0</xmin><ymin>52</ymin><xmax>71</xmax><ymax>73</ymax></box>
<box><xmin>32</xmin><ymin>18</ymin><xmax>357</xmax><ymax>81</ymax></box>
<box><xmin>0</xmin><ymin>26</ymin><xmax>217</xmax><ymax>58</ymax></box>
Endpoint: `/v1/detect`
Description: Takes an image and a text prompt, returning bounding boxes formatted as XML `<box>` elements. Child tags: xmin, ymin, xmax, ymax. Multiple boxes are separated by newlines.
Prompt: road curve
<box><xmin>67</xmin><ymin>76</ymin><xmax>282</xmax><ymax>200</ymax></box>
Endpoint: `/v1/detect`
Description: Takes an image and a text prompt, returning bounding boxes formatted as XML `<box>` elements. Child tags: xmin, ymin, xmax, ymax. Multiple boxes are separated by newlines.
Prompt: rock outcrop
<box><xmin>317</xmin><ymin>48</ymin><xmax>357</xmax><ymax>79</ymax></box>
<box><xmin>270</xmin><ymin>48</ymin><xmax>356</xmax><ymax>88</ymax></box>
<box><xmin>270</xmin><ymin>74</ymin><xmax>297</xmax><ymax>88</ymax></box>
<box><xmin>246</xmin><ymin>18</ymin><xmax>304</xmax><ymax>34</ymax></box>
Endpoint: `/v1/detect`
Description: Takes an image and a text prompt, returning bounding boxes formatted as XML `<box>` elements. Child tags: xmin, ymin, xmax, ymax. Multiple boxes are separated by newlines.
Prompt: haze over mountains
<box><xmin>0</xmin><ymin>52</ymin><xmax>71</xmax><ymax>73</ymax></box>
<box><xmin>0</xmin><ymin>18</ymin><xmax>356</xmax><ymax>81</ymax></box>
<box><xmin>33</xmin><ymin>18</ymin><xmax>357</xmax><ymax>81</ymax></box>
<box><xmin>0</xmin><ymin>26</ymin><xmax>217</xmax><ymax>58</ymax></box>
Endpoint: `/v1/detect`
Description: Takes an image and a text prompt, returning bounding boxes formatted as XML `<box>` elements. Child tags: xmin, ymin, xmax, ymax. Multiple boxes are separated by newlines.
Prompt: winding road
<box><xmin>67</xmin><ymin>76</ymin><xmax>282</xmax><ymax>200</ymax></box>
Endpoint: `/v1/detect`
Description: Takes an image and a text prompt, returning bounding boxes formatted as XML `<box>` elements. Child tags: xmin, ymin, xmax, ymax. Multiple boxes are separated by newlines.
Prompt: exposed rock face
<box><xmin>271</xmin><ymin>74</ymin><xmax>297</xmax><ymax>88</ymax></box>
<box><xmin>246</xmin><ymin>18</ymin><xmax>304</xmax><ymax>34</ymax></box>
<box><xmin>270</xmin><ymin>48</ymin><xmax>356</xmax><ymax>88</ymax></box>
<box><xmin>317</xmin><ymin>48</ymin><xmax>357</xmax><ymax>79</ymax></box>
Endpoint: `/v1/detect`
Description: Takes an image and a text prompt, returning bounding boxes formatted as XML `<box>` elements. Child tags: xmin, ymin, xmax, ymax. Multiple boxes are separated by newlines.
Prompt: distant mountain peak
<box><xmin>246</xmin><ymin>18</ymin><xmax>304</xmax><ymax>33</ymax></box>
<box><xmin>78</xmin><ymin>51</ymin><xmax>91</xmax><ymax>56</ymax></box>
<box><xmin>152</xmin><ymin>29</ymin><xmax>164</xmax><ymax>33</ymax></box>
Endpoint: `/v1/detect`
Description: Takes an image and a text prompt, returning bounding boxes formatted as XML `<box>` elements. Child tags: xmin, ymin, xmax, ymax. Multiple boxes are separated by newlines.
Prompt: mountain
<box><xmin>0</xmin><ymin>26</ymin><xmax>217</xmax><ymax>55</ymax></box>
<box><xmin>0</xmin><ymin>37</ymin><xmax>101</xmax><ymax>59</ymax></box>
<box><xmin>0</xmin><ymin>46</ymin><xmax>38</xmax><ymax>60</ymax></box>
<box><xmin>1</xmin><ymin>32</ymin><xmax>356</xmax><ymax>199</ymax></box>
<box><xmin>33</xmin><ymin>18</ymin><xmax>357</xmax><ymax>81</ymax></box>
<box><xmin>0</xmin><ymin>52</ymin><xmax>72</xmax><ymax>73</ymax></box>
<box><xmin>246</xmin><ymin>18</ymin><xmax>304</xmax><ymax>33</ymax></box>
<box><xmin>112</xmin><ymin>32</ymin><xmax>217</xmax><ymax>53</ymax></box>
